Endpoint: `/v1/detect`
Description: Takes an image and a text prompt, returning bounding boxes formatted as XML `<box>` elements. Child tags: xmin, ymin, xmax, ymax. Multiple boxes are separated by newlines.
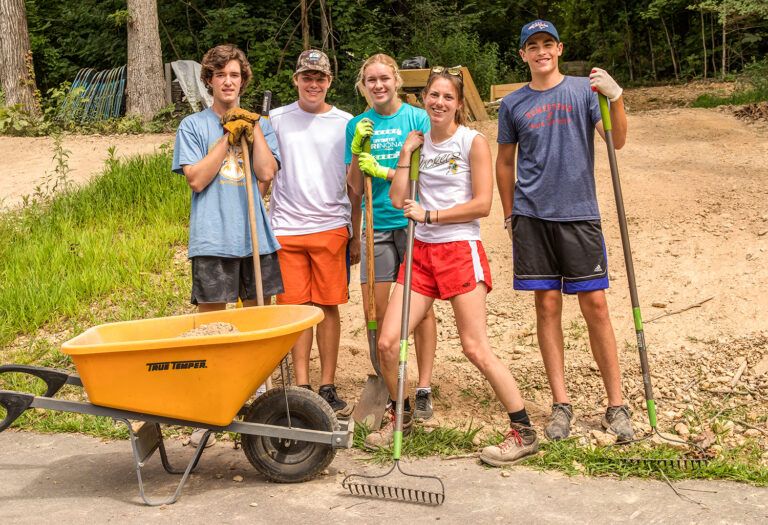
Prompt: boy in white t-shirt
<box><xmin>267</xmin><ymin>50</ymin><xmax>359</xmax><ymax>414</ymax></box>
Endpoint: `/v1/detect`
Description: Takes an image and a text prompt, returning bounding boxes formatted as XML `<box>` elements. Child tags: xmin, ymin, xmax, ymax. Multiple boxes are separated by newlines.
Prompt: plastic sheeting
<box><xmin>171</xmin><ymin>60</ymin><xmax>213</xmax><ymax>112</ymax></box>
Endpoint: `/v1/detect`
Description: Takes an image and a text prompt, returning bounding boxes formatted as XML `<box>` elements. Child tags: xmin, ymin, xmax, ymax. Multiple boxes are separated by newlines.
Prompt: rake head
<box><xmin>605</xmin><ymin>427</ymin><xmax>710</xmax><ymax>470</ymax></box>
<box><xmin>341</xmin><ymin>461</ymin><xmax>445</xmax><ymax>505</ymax></box>
<box><xmin>616</xmin><ymin>457</ymin><xmax>709</xmax><ymax>469</ymax></box>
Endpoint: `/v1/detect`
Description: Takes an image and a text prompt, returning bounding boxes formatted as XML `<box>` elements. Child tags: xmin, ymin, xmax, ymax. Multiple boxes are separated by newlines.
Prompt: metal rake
<box><xmin>342</xmin><ymin>460</ymin><xmax>445</xmax><ymax>505</ymax></box>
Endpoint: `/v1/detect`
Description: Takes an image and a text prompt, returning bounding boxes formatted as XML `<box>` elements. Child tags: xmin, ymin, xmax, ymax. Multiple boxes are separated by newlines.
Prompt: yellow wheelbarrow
<box><xmin>0</xmin><ymin>305</ymin><xmax>354</xmax><ymax>506</ymax></box>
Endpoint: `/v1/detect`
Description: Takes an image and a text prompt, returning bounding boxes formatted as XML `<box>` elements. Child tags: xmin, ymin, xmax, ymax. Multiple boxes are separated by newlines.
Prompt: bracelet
<box><xmin>425</xmin><ymin>210</ymin><xmax>431</xmax><ymax>224</ymax></box>
<box><xmin>396</xmin><ymin>164</ymin><xmax>411</xmax><ymax>169</ymax></box>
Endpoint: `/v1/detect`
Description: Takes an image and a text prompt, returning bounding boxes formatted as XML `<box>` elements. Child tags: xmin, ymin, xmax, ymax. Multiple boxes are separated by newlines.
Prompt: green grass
<box><xmin>0</xmin><ymin>149</ymin><xmax>190</xmax><ymax>346</ymax></box>
<box><xmin>690</xmin><ymin>88</ymin><xmax>768</xmax><ymax>108</ymax></box>
<box><xmin>525</xmin><ymin>438</ymin><xmax>768</xmax><ymax>485</ymax></box>
<box><xmin>353</xmin><ymin>420</ymin><xmax>482</xmax><ymax>463</ymax></box>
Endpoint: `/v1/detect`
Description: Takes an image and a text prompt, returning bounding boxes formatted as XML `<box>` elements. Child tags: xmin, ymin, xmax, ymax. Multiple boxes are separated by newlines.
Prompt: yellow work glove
<box><xmin>223</xmin><ymin>119</ymin><xmax>254</xmax><ymax>146</ymax></box>
<box><xmin>221</xmin><ymin>107</ymin><xmax>261</xmax><ymax>125</ymax></box>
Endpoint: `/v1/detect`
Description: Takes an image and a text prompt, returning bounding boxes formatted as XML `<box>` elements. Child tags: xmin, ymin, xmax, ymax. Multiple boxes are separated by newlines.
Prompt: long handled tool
<box><xmin>351</xmin><ymin>137</ymin><xmax>389</xmax><ymax>429</ymax></box>
<box><xmin>342</xmin><ymin>148</ymin><xmax>445</xmax><ymax>505</ymax></box>
<box><xmin>597</xmin><ymin>93</ymin><xmax>706</xmax><ymax>468</ymax></box>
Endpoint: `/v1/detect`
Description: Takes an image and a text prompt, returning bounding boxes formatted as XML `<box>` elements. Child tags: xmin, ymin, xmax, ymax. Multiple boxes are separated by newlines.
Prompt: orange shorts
<box><xmin>276</xmin><ymin>226</ymin><xmax>349</xmax><ymax>305</ymax></box>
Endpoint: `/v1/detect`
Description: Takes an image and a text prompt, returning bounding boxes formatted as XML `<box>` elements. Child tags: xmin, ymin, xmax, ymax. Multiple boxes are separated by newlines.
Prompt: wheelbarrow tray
<box><xmin>61</xmin><ymin>305</ymin><xmax>323</xmax><ymax>426</ymax></box>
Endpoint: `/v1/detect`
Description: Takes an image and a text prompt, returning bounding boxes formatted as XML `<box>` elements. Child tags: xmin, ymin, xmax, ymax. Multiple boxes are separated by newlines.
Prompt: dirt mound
<box><xmin>179</xmin><ymin>322</ymin><xmax>239</xmax><ymax>338</ymax></box>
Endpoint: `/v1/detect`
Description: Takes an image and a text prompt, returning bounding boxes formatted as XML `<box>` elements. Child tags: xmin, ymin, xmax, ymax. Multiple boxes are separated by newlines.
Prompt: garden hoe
<box><xmin>342</xmin><ymin>148</ymin><xmax>445</xmax><ymax>505</ymax></box>
<box><xmin>596</xmin><ymin>91</ymin><xmax>707</xmax><ymax>469</ymax></box>
<box><xmin>351</xmin><ymin>136</ymin><xmax>389</xmax><ymax>430</ymax></box>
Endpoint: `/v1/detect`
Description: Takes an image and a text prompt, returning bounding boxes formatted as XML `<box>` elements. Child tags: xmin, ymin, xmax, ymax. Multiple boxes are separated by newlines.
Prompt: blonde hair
<box><xmin>356</xmin><ymin>54</ymin><xmax>403</xmax><ymax>96</ymax></box>
<box><xmin>422</xmin><ymin>69</ymin><xmax>467</xmax><ymax>126</ymax></box>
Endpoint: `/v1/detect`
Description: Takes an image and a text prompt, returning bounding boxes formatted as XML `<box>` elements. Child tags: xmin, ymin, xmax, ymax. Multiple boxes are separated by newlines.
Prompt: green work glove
<box><xmin>358</xmin><ymin>152</ymin><xmax>389</xmax><ymax>180</ymax></box>
<box><xmin>223</xmin><ymin>119</ymin><xmax>254</xmax><ymax>146</ymax></box>
<box><xmin>221</xmin><ymin>107</ymin><xmax>260</xmax><ymax>125</ymax></box>
<box><xmin>350</xmin><ymin>118</ymin><xmax>374</xmax><ymax>156</ymax></box>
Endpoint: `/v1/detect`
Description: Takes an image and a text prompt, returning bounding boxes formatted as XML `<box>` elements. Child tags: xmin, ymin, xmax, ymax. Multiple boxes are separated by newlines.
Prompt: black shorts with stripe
<box><xmin>190</xmin><ymin>253</ymin><xmax>284</xmax><ymax>305</ymax></box>
<box><xmin>512</xmin><ymin>215</ymin><xmax>609</xmax><ymax>294</ymax></box>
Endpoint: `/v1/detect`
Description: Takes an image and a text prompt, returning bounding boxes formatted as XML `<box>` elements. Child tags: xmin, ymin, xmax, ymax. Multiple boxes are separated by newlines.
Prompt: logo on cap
<box><xmin>308</xmin><ymin>51</ymin><xmax>321</xmax><ymax>64</ymax></box>
<box><xmin>528</xmin><ymin>21</ymin><xmax>549</xmax><ymax>30</ymax></box>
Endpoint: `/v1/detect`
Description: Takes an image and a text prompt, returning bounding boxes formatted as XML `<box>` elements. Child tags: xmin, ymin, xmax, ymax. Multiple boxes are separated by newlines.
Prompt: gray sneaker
<box><xmin>602</xmin><ymin>405</ymin><xmax>634</xmax><ymax>442</ymax></box>
<box><xmin>480</xmin><ymin>423</ymin><xmax>539</xmax><ymax>466</ymax></box>
<box><xmin>413</xmin><ymin>390</ymin><xmax>434</xmax><ymax>421</ymax></box>
<box><xmin>364</xmin><ymin>406</ymin><xmax>413</xmax><ymax>449</ymax></box>
<box><xmin>545</xmin><ymin>403</ymin><xmax>575</xmax><ymax>441</ymax></box>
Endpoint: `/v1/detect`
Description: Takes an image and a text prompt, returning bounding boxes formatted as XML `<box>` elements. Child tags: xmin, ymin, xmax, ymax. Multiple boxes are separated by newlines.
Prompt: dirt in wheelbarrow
<box><xmin>178</xmin><ymin>322</ymin><xmax>239</xmax><ymax>338</ymax></box>
<box><xmin>1</xmin><ymin>83</ymin><xmax>767</xmax><ymax>463</ymax></box>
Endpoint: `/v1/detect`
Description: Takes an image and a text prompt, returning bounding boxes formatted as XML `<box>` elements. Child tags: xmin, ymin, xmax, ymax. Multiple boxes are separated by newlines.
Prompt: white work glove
<box><xmin>589</xmin><ymin>67</ymin><xmax>623</xmax><ymax>102</ymax></box>
<box><xmin>504</xmin><ymin>215</ymin><xmax>513</xmax><ymax>243</ymax></box>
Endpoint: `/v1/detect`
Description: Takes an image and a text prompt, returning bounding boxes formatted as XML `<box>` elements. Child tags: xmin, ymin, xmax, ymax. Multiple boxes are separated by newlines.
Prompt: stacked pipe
<box><xmin>58</xmin><ymin>66</ymin><xmax>127</xmax><ymax>123</ymax></box>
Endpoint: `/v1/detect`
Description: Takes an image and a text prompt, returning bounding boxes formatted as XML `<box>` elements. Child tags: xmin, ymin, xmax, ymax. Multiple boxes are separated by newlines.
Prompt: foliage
<box><xmin>10</xmin><ymin>1</ymin><xmax>768</xmax><ymax>123</ymax></box>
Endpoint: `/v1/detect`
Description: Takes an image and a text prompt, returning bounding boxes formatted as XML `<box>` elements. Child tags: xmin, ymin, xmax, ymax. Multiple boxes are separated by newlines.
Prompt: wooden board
<box><xmin>361</xmin><ymin>67</ymin><xmax>489</xmax><ymax>121</ymax></box>
<box><xmin>490</xmin><ymin>82</ymin><xmax>528</xmax><ymax>102</ymax></box>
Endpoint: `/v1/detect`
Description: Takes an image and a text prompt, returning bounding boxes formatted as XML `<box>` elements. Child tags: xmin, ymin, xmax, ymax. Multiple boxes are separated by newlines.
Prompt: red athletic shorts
<box><xmin>396</xmin><ymin>239</ymin><xmax>492</xmax><ymax>300</ymax></box>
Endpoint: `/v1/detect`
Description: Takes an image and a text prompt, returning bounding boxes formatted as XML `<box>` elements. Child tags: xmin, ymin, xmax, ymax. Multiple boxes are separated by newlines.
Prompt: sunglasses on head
<box><xmin>430</xmin><ymin>66</ymin><xmax>463</xmax><ymax>79</ymax></box>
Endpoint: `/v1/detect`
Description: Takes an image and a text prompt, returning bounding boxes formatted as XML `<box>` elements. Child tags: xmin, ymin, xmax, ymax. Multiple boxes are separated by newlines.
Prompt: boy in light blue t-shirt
<box><xmin>172</xmin><ymin>44</ymin><xmax>284</xmax><ymax>311</ymax></box>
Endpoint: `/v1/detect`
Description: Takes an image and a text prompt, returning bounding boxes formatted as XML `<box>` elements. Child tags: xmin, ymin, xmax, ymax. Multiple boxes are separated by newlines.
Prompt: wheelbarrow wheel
<box><xmin>242</xmin><ymin>385</ymin><xmax>338</xmax><ymax>483</ymax></box>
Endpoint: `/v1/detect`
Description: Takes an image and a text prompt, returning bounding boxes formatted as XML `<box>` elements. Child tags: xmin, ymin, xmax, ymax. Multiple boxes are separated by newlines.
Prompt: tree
<box><xmin>0</xmin><ymin>0</ymin><xmax>40</xmax><ymax>116</ymax></box>
<box><xmin>125</xmin><ymin>0</ymin><xmax>166</xmax><ymax>121</ymax></box>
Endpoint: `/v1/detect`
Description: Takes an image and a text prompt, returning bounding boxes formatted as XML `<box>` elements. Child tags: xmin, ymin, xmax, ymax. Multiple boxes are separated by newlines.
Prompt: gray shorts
<box><xmin>190</xmin><ymin>253</ymin><xmax>284</xmax><ymax>305</ymax></box>
<box><xmin>360</xmin><ymin>228</ymin><xmax>407</xmax><ymax>284</ymax></box>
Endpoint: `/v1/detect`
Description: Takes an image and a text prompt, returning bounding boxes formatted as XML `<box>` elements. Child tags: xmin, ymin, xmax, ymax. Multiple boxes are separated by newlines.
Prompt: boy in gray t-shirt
<box><xmin>172</xmin><ymin>45</ymin><xmax>284</xmax><ymax>310</ymax></box>
<box><xmin>494</xmin><ymin>20</ymin><xmax>633</xmax><ymax>444</ymax></box>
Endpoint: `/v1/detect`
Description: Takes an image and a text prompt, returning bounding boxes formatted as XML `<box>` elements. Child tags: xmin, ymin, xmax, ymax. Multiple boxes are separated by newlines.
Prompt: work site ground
<box><xmin>0</xmin><ymin>430</ymin><xmax>765</xmax><ymax>523</ymax></box>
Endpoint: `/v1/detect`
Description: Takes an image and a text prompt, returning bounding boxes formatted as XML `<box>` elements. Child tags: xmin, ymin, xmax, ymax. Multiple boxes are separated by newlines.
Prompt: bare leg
<box><xmin>316</xmin><ymin>304</ymin><xmax>341</xmax><ymax>385</ymax></box>
<box><xmin>290</xmin><ymin>324</ymin><xmax>314</xmax><ymax>386</ymax></box>
<box><xmin>452</xmin><ymin>284</ymin><xmax>525</xmax><ymax>413</ymax></box>
<box><xmin>414</xmin><ymin>306</ymin><xmax>437</xmax><ymax>388</ymax></box>
<box><xmin>578</xmin><ymin>290</ymin><xmax>623</xmax><ymax>406</ymax></box>
<box><xmin>535</xmin><ymin>289</ymin><xmax>569</xmax><ymax>404</ymax></box>
<box><xmin>377</xmin><ymin>284</ymin><xmax>435</xmax><ymax>399</ymax></box>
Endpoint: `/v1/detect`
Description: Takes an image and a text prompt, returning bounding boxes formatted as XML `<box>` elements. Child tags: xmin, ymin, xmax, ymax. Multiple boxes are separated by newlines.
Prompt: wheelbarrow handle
<box><xmin>0</xmin><ymin>390</ymin><xmax>34</xmax><ymax>432</ymax></box>
<box><xmin>0</xmin><ymin>364</ymin><xmax>81</xmax><ymax>397</ymax></box>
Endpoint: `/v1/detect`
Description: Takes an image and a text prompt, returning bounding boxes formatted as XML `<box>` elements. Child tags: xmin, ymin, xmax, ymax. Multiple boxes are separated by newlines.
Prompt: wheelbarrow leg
<box><xmin>117</xmin><ymin>418</ymin><xmax>212</xmax><ymax>506</ymax></box>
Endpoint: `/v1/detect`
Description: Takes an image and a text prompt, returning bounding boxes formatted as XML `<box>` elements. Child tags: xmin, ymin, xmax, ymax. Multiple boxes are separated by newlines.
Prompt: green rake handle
<box><xmin>393</xmin><ymin>148</ymin><xmax>420</xmax><ymax>459</ymax></box>
<box><xmin>598</xmin><ymin>94</ymin><xmax>656</xmax><ymax>428</ymax></box>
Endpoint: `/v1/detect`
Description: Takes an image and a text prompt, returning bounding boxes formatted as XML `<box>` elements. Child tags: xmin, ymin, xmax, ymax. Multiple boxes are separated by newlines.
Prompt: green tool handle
<box><xmin>393</xmin><ymin>147</ymin><xmax>420</xmax><ymax>460</ymax></box>
<box><xmin>598</xmin><ymin>94</ymin><xmax>656</xmax><ymax>426</ymax></box>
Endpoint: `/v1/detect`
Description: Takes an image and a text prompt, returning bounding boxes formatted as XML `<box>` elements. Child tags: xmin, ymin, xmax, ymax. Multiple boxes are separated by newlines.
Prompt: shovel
<box><xmin>351</xmin><ymin>136</ymin><xmax>389</xmax><ymax>429</ymax></box>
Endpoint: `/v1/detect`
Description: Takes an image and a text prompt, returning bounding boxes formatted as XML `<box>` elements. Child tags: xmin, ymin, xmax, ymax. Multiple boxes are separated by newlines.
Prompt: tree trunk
<box><xmin>647</xmin><ymin>24</ymin><xmax>657</xmax><ymax>81</ymax></box>
<box><xmin>721</xmin><ymin>12</ymin><xmax>726</xmax><ymax>80</ymax></box>
<box><xmin>700</xmin><ymin>5</ymin><xmax>707</xmax><ymax>79</ymax></box>
<box><xmin>301</xmin><ymin>0</ymin><xmax>309</xmax><ymax>50</ymax></box>
<box><xmin>319</xmin><ymin>0</ymin><xmax>329</xmax><ymax>50</ymax></box>
<box><xmin>623</xmin><ymin>0</ymin><xmax>634</xmax><ymax>82</ymax></box>
<box><xmin>660</xmin><ymin>17</ymin><xmax>679</xmax><ymax>81</ymax></box>
<box><xmin>125</xmin><ymin>0</ymin><xmax>166</xmax><ymax>122</ymax></box>
<box><xmin>0</xmin><ymin>0</ymin><xmax>40</xmax><ymax>116</ymax></box>
<box><xmin>710</xmin><ymin>13</ymin><xmax>717</xmax><ymax>76</ymax></box>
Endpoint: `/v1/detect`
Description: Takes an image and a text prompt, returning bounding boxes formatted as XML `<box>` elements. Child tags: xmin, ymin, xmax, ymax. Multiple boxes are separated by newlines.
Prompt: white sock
<box><xmin>416</xmin><ymin>387</ymin><xmax>431</xmax><ymax>394</ymax></box>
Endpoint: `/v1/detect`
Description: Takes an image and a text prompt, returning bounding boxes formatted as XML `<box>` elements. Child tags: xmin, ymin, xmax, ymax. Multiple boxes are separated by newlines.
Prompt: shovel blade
<box><xmin>351</xmin><ymin>374</ymin><xmax>389</xmax><ymax>429</ymax></box>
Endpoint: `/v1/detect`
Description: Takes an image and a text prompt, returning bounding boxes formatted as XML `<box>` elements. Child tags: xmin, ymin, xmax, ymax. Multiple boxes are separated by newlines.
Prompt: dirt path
<box><xmin>1</xmin><ymin>431</ymin><xmax>765</xmax><ymax>523</ymax></box>
<box><xmin>1</xmin><ymin>97</ymin><xmax>767</xmax><ymax>443</ymax></box>
<box><xmin>0</xmin><ymin>133</ymin><xmax>173</xmax><ymax>208</ymax></box>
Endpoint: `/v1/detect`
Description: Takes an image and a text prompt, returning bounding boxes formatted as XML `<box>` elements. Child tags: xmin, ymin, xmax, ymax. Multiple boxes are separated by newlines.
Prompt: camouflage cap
<box><xmin>295</xmin><ymin>49</ymin><xmax>332</xmax><ymax>76</ymax></box>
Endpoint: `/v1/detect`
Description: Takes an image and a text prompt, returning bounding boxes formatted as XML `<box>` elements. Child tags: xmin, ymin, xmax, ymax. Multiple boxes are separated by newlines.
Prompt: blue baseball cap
<box><xmin>520</xmin><ymin>19</ymin><xmax>560</xmax><ymax>49</ymax></box>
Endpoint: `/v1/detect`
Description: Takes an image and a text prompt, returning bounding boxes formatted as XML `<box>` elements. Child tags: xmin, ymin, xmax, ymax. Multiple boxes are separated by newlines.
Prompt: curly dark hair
<box><xmin>200</xmin><ymin>44</ymin><xmax>252</xmax><ymax>96</ymax></box>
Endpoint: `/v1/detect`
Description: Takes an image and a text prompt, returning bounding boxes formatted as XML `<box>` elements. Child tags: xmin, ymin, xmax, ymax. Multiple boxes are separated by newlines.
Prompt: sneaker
<box><xmin>545</xmin><ymin>402</ymin><xmax>575</xmax><ymax>441</ymax></box>
<box><xmin>189</xmin><ymin>428</ymin><xmax>215</xmax><ymax>448</ymax></box>
<box><xmin>602</xmin><ymin>405</ymin><xmax>634</xmax><ymax>442</ymax></box>
<box><xmin>413</xmin><ymin>390</ymin><xmax>434</xmax><ymax>421</ymax></box>
<box><xmin>318</xmin><ymin>384</ymin><xmax>347</xmax><ymax>412</ymax></box>
<box><xmin>364</xmin><ymin>406</ymin><xmax>413</xmax><ymax>449</ymax></box>
<box><xmin>480</xmin><ymin>423</ymin><xmax>539</xmax><ymax>466</ymax></box>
